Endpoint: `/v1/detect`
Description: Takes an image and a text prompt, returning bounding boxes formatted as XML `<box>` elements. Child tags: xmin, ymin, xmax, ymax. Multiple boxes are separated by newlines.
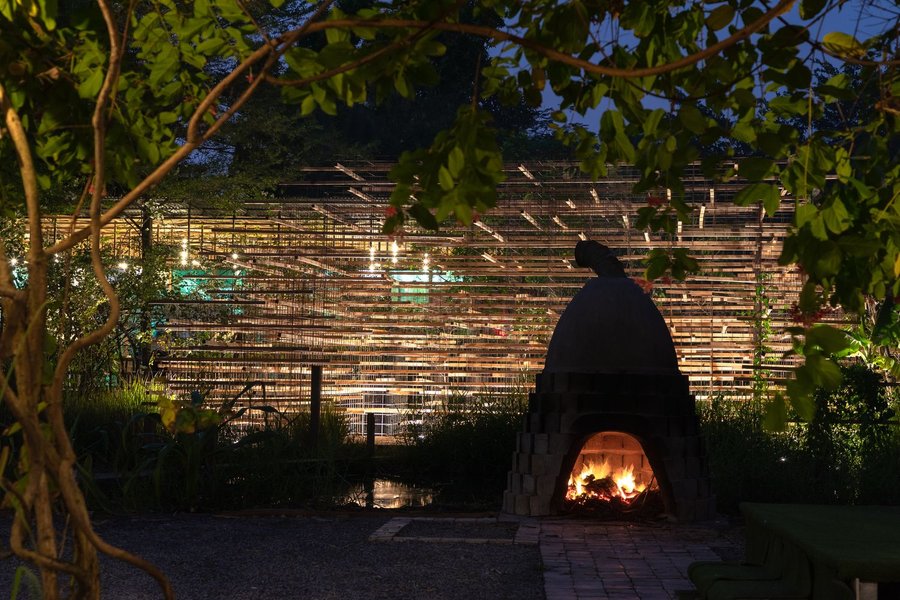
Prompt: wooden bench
<box><xmin>688</xmin><ymin>503</ymin><xmax>900</xmax><ymax>600</ymax></box>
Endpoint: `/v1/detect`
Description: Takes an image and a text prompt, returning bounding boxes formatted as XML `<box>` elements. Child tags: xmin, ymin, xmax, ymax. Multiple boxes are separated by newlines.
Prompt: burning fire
<box><xmin>566</xmin><ymin>459</ymin><xmax>647</xmax><ymax>503</ymax></box>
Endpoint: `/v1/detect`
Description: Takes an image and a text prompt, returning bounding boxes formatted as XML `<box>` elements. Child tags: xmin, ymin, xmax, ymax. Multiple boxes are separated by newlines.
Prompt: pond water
<box><xmin>341</xmin><ymin>479</ymin><xmax>433</xmax><ymax>509</ymax></box>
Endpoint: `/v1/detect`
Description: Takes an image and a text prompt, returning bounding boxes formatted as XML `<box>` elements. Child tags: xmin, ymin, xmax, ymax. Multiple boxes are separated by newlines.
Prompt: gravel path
<box><xmin>1</xmin><ymin>512</ymin><xmax>545</xmax><ymax>600</ymax></box>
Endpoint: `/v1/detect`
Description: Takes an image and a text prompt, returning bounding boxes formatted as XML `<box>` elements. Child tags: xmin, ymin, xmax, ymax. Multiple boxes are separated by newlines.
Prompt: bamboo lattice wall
<box><xmin>45</xmin><ymin>162</ymin><xmax>807</xmax><ymax>436</ymax></box>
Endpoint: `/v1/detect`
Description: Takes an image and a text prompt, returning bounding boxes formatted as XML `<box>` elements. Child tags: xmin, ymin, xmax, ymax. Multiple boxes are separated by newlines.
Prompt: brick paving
<box><xmin>369</xmin><ymin>514</ymin><xmax>743</xmax><ymax>600</ymax></box>
<box><xmin>538</xmin><ymin>518</ymin><xmax>743</xmax><ymax>600</ymax></box>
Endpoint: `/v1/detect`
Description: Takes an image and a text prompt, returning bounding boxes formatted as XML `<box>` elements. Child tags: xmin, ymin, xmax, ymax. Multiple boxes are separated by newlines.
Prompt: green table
<box><xmin>740</xmin><ymin>503</ymin><xmax>900</xmax><ymax>598</ymax></box>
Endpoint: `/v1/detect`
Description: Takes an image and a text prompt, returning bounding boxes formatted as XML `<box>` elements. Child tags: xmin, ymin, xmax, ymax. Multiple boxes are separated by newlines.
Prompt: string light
<box><xmin>9</xmin><ymin>258</ymin><xmax>18</xmax><ymax>266</ymax></box>
<box><xmin>231</xmin><ymin>252</ymin><xmax>239</xmax><ymax>260</ymax></box>
<box><xmin>391</xmin><ymin>240</ymin><xmax>399</xmax><ymax>265</ymax></box>
<box><xmin>118</xmin><ymin>261</ymin><xmax>129</xmax><ymax>270</ymax></box>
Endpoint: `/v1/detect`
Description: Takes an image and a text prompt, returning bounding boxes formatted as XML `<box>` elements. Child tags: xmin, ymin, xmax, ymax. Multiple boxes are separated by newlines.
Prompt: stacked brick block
<box><xmin>503</xmin><ymin>371</ymin><xmax>716</xmax><ymax>521</ymax></box>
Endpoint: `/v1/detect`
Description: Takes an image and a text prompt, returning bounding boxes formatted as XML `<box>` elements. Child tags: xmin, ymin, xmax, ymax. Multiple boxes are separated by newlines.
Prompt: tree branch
<box><xmin>298</xmin><ymin>0</ymin><xmax>794</xmax><ymax>79</ymax></box>
<box><xmin>44</xmin><ymin>3</ymin><xmax>175</xmax><ymax>598</ymax></box>
<box><xmin>10</xmin><ymin>513</ymin><xmax>91</xmax><ymax>590</ymax></box>
<box><xmin>47</xmin><ymin>0</ymin><xmax>338</xmax><ymax>256</ymax></box>
<box><xmin>0</xmin><ymin>83</ymin><xmax>43</xmax><ymax>257</ymax></box>
<box><xmin>50</xmin><ymin>0</ymin><xmax>127</xmax><ymax>403</ymax></box>
<box><xmin>47</xmin><ymin>0</ymin><xmax>793</xmax><ymax>256</ymax></box>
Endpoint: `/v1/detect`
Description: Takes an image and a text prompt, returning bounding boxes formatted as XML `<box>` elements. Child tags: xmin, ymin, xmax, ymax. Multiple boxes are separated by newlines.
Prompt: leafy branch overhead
<box><xmin>0</xmin><ymin>0</ymin><xmax>898</xmax><ymax>597</ymax></box>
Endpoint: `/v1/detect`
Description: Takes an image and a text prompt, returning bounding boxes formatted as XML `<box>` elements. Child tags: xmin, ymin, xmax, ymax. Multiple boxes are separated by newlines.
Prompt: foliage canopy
<box><xmin>0</xmin><ymin>0</ymin><xmax>898</xmax><ymax>596</ymax></box>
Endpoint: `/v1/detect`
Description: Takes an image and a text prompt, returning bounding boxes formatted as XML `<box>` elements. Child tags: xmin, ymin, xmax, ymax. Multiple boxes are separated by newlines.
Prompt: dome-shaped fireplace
<box><xmin>503</xmin><ymin>242</ymin><xmax>715</xmax><ymax>521</ymax></box>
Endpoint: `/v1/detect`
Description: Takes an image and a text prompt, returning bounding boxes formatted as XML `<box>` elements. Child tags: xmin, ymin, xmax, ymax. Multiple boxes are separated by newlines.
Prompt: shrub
<box><xmin>400</xmin><ymin>390</ymin><xmax>527</xmax><ymax>505</ymax></box>
<box><xmin>698</xmin><ymin>364</ymin><xmax>900</xmax><ymax>512</ymax></box>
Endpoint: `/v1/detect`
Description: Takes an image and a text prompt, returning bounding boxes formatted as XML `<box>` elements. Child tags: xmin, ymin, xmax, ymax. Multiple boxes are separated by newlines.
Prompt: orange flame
<box><xmin>566</xmin><ymin>459</ymin><xmax>647</xmax><ymax>503</ymax></box>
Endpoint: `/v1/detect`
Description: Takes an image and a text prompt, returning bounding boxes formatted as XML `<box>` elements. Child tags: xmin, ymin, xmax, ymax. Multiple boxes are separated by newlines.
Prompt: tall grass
<box><xmin>71</xmin><ymin>390</ymin><xmax>359</xmax><ymax>511</ymax></box>
<box><xmin>65</xmin><ymin>377</ymin><xmax>158</xmax><ymax>434</ymax></box>
<box><xmin>399</xmin><ymin>390</ymin><xmax>527</xmax><ymax>506</ymax></box>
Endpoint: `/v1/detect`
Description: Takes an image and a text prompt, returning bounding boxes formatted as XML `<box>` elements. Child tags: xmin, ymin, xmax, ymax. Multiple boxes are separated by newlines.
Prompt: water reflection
<box><xmin>343</xmin><ymin>479</ymin><xmax>433</xmax><ymax>509</ymax></box>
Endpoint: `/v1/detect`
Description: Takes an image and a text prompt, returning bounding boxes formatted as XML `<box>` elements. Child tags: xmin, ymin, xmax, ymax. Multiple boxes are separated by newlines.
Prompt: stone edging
<box><xmin>368</xmin><ymin>516</ymin><xmax>540</xmax><ymax>545</ymax></box>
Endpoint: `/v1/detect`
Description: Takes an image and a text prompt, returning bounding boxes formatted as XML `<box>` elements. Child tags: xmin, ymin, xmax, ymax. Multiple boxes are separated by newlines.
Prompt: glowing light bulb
<box><xmin>118</xmin><ymin>261</ymin><xmax>129</xmax><ymax>270</ymax></box>
<box><xmin>9</xmin><ymin>258</ymin><xmax>18</xmax><ymax>266</ymax></box>
<box><xmin>231</xmin><ymin>253</ymin><xmax>238</xmax><ymax>260</ymax></box>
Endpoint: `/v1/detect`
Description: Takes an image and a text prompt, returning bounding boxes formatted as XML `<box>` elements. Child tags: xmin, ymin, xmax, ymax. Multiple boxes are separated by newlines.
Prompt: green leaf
<box><xmin>300</xmin><ymin>95</ymin><xmax>315</xmax><ymax>116</ymax></box>
<box><xmin>706</xmin><ymin>4</ymin><xmax>735</xmax><ymax>30</ymax></box>
<box><xmin>195</xmin><ymin>36</ymin><xmax>225</xmax><ymax>55</ymax></box>
<box><xmin>804</xmin><ymin>324</ymin><xmax>852</xmax><ymax>355</ymax></box>
<box><xmin>438</xmin><ymin>165</ymin><xmax>454</xmax><ymax>191</ymax></box>
<box><xmin>806</xmin><ymin>353</ymin><xmax>842</xmax><ymax>389</ymax></box>
<box><xmin>733</xmin><ymin>183</ymin><xmax>780</xmax><ymax>216</ymax></box>
<box><xmin>822</xmin><ymin>32</ymin><xmax>866</xmax><ymax>59</ymax></box>
<box><xmin>795</xmin><ymin>203</ymin><xmax>816</xmax><ymax>228</ymax></box>
<box><xmin>678</xmin><ymin>104</ymin><xmax>707</xmax><ymax>135</ymax></box>
<box><xmin>821</xmin><ymin>199</ymin><xmax>851</xmax><ymax>234</ymax></box>
<box><xmin>739</xmin><ymin>157</ymin><xmax>775</xmax><ymax>181</ymax></box>
<box><xmin>643</xmin><ymin>108</ymin><xmax>665</xmax><ymax>136</ymax></box>
<box><xmin>408</xmin><ymin>203</ymin><xmax>438</xmax><ymax>231</ymax></box>
<box><xmin>455</xmin><ymin>202</ymin><xmax>472</xmax><ymax>225</ymax></box>
<box><xmin>382</xmin><ymin>213</ymin><xmax>404</xmax><ymax>234</ymax></box>
<box><xmin>325</xmin><ymin>27</ymin><xmax>349</xmax><ymax>44</ymax></box>
<box><xmin>394</xmin><ymin>75</ymin><xmax>410</xmax><ymax>98</ymax></box>
<box><xmin>732</xmin><ymin>120</ymin><xmax>757</xmax><ymax>143</ymax></box>
<box><xmin>447</xmin><ymin>146</ymin><xmax>464</xmax><ymax>178</ymax></box>
<box><xmin>77</xmin><ymin>69</ymin><xmax>104</xmax><ymax>99</ymax></box>
<box><xmin>763</xmin><ymin>394</ymin><xmax>788</xmax><ymax>432</ymax></box>
<box><xmin>788</xmin><ymin>387</ymin><xmax>816</xmax><ymax>421</ymax></box>
<box><xmin>644</xmin><ymin>249</ymin><xmax>670</xmax><ymax>280</ymax></box>
<box><xmin>812</xmin><ymin>243</ymin><xmax>841</xmax><ymax>277</ymax></box>
<box><xmin>800</xmin><ymin>0</ymin><xmax>826</xmax><ymax>18</ymax></box>
<box><xmin>809</xmin><ymin>216</ymin><xmax>827</xmax><ymax>240</ymax></box>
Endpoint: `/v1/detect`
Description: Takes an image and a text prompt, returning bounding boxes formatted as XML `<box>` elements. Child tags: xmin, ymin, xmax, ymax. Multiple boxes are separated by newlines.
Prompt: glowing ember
<box><xmin>566</xmin><ymin>459</ymin><xmax>648</xmax><ymax>503</ymax></box>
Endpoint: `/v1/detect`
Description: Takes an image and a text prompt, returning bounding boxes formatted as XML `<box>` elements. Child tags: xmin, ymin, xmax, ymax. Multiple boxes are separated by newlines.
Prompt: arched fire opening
<box><xmin>567</xmin><ymin>431</ymin><xmax>655</xmax><ymax>502</ymax></box>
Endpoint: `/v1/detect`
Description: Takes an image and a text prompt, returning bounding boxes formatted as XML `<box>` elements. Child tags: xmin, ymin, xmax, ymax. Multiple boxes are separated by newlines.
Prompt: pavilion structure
<box><xmin>44</xmin><ymin>162</ymin><xmax>807</xmax><ymax>436</ymax></box>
